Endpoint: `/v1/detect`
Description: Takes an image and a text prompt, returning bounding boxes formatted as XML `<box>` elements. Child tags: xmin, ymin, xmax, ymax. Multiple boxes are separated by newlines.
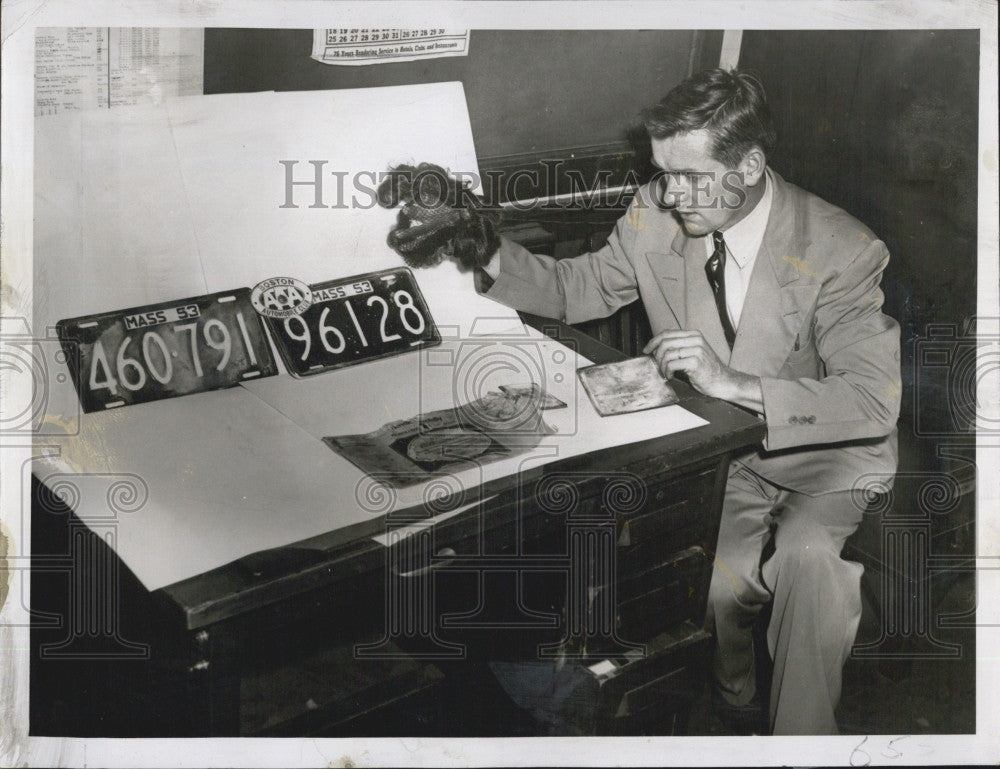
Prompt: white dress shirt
<box><xmin>708</xmin><ymin>169</ymin><xmax>774</xmax><ymax>328</ymax></box>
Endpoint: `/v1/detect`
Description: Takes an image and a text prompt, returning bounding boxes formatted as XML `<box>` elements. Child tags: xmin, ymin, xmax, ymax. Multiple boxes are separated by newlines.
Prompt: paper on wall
<box><xmin>35</xmin><ymin>27</ymin><xmax>204</xmax><ymax>117</ymax></box>
<box><xmin>311</xmin><ymin>29</ymin><xmax>470</xmax><ymax>66</ymax></box>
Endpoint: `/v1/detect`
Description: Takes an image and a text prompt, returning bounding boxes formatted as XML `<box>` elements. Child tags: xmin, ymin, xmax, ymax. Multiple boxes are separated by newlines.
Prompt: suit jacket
<box><xmin>485</xmin><ymin>170</ymin><xmax>901</xmax><ymax>495</ymax></box>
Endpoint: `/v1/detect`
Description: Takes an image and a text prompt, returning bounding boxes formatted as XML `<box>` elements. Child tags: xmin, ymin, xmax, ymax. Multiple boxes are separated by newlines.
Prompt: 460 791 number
<box><xmin>58</xmin><ymin>289</ymin><xmax>277</xmax><ymax>412</ymax></box>
<box><xmin>86</xmin><ymin>314</ymin><xmax>260</xmax><ymax>395</ymax></box>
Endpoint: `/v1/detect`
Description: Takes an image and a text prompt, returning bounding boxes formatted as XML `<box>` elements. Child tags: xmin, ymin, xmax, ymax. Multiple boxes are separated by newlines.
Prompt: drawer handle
<box><xmin>394</xmin><ymin>547</ymin><xmax>457</xmax><ymax>578</ymax></box>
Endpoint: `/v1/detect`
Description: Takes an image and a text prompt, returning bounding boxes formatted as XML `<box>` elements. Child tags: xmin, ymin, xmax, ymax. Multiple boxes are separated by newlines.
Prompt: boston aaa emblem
<box><xmin>251</xmin><ymin>276</ymin><xmax>313</xmax><ymax>319</ymax></box>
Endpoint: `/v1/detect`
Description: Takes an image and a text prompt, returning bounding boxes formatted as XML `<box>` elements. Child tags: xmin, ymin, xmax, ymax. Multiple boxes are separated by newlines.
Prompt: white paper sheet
<box><xmin>34</xmin><ymin>104</ymin><xmax>211</xmax><ymax>434</ymax></box>
<box><xmin>163</xmin><ymin>85</ymin><xmax>511</xmax><ymax>337</ymax></box>
<box><xmin>32</xmin><ymin>388</ymin><xmax>393</xmax><ymax>591</ymax></box>
<box><xmin>35</xmin><ymin>83</ymin><xmax>514</xmax><ymax>337</ymax></box>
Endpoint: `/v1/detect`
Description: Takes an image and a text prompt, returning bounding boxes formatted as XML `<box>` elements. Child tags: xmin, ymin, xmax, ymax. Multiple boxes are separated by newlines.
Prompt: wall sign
<box><xmin>311</xmin><ymin>29</ymin><xmax>470</xmax><ymax>66</ymax></box>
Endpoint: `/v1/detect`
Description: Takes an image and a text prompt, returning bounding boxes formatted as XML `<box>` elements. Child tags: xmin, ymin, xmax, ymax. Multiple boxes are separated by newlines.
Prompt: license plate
<box><xmin>58</xmin><ymin>289</ymin><xmax>278</xmax><ymax>412</ymax></box>
<box><xmin>264</xmin><ymin>268</ymin><xmax>441</xmax><ymax>377</ymax></box>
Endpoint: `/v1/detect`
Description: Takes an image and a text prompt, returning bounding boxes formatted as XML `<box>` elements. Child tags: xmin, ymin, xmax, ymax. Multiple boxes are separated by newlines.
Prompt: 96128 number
<box><xmin>265</xmin><ymin>269</ymin><xmax>440</xmax><ymax>376</ymax></box>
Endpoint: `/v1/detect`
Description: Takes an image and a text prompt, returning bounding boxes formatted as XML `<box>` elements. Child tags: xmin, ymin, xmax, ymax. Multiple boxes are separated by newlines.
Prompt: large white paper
<box><xmin>33</xmin><ymin>82</ymin><xmax>705</xmax><ymax>591</ymax></box>
<box><xmin>32</xmin><ymin>388</ymin><xmax>389</xmax><ymax>591</ymax></box>
<box><xmin>164</xmin><ymin>85</ymin><xmax>511</xmax><ymax>337</ymax></box>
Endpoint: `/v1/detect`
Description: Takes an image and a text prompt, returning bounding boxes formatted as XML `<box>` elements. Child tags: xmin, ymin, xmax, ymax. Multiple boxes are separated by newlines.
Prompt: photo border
<box><xmin>2</xmin><ymin>1</ymin><xmax>997</xmax><ymax>766</ymax></box>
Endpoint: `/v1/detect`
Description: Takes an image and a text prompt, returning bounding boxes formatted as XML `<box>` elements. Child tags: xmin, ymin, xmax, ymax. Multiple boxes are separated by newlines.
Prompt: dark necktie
<box><xmin>705</xmin><ymin>231</ymin><xmax>737</xmax><ymax>349</ymax></box>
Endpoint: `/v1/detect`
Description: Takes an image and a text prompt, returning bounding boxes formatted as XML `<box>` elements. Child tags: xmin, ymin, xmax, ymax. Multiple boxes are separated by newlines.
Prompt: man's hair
<box><xmin>642</xmin><ymin>68</ymin><xmax>777</xmax><ymax>167</ymax></box>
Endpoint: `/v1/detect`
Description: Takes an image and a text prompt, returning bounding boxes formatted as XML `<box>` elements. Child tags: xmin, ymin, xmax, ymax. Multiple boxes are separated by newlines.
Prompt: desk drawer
<box><xmin>616</xmin><ymin>466</ymin><xmax>715</xmax><ymax>544</ymax></box>
<box><xmin>615</xmin><ymin>546</ymin><xmax>711</xmax><ymax>639</ymax></box>
<box><xmin>582</xmin><ymin>621</ymin><xmax>712</xmax><ymax>733</ymax></box>
<box><xmin>241</xmin><ymin>641</ymin><xmax>443</xmax><ymax>736</ymax></box>
<box><xmin>616</xmin><ymin>520</ymin><xmax>704</xmax><ymax>580</ymax></box>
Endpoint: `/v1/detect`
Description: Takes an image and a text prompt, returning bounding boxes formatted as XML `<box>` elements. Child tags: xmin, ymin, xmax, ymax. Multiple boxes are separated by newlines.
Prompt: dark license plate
<box><xmin>58</xmin><ymin>289</ymin><xmax>278</xmax><ymax>413</ymax></box>
<box><xmin>265</xmin><ymin>268</ymin><xmax>440</xmax><ymax>377</ymax></box>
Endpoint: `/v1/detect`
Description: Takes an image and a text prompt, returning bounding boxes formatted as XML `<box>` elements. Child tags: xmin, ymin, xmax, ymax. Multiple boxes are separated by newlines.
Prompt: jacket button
<box><xmin>807</xmin><ymin>415</ymin><xmax>816</xmax><ymax>424</ymax></box>
<box><xmin>788</xmin><ymin>416</ymin><xmax>798</xmax><ymax>424</ymax></box>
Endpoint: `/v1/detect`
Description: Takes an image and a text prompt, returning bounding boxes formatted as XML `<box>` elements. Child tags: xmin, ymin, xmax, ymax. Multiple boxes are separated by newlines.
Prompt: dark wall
<box><xmin>204</xmin><ymin>29</ymin><xmax>722</xmax><ymax>160</ymax></box>
<box><xmin>739</xmin><ymin>30</ymin><xmax>979</xmax><ymax>352</ymax></box>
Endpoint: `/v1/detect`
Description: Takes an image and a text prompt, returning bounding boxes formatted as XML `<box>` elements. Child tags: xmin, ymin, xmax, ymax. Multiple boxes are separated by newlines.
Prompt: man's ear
<box><xmin>738</xmin><ymin>146</ymin><xmax>767</xmax><ymax>186</ymax></box>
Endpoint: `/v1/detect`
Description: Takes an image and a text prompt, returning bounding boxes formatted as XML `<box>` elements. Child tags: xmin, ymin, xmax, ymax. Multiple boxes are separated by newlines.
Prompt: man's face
<box><xmin>650</xmin><ymin>129</ymin><xmax>751</xmax><ymax>237</ymax></box>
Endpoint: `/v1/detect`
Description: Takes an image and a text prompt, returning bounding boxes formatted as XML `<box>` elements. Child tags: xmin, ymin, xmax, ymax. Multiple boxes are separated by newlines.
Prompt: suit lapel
<box><xmin>651</xmin><ymin>172</ymin><xmax>818</xmax><ymax>374</ymax></box>
<box><xmin>644</xmin><ymin>249</ymin><xmax>686</xmax><ymax>329</ymax></box>
<box><xmin>729</xmin><ymin>171</ymin><xmax>817</xmax><ymax>375</ymax></box>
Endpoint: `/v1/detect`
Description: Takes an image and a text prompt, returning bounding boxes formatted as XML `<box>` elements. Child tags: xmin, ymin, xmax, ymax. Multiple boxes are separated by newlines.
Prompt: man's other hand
<box><xmin>643</xmin><ymin>330</ymin><xmax>764</xmax><ymax>412</ymax></box>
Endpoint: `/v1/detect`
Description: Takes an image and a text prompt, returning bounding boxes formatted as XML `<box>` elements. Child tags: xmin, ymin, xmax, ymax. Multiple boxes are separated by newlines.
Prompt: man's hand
<box><xmin>643</xmin><ymin>330</ymin><xmax>764</xmax><ymax>412</ymax></box>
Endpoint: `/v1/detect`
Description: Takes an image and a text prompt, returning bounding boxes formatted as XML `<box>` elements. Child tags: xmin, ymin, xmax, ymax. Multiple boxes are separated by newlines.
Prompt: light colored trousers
<box><xmin>706</xmin><ymin>462</ymin><xmax>865</xmax><ymax>735</ymax></box>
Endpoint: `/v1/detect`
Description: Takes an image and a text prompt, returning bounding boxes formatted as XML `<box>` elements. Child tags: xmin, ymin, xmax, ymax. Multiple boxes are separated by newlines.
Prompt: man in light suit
<box><xmin>475</xmin><ymin>69</ymin><xmax>902</xmax><ymax>734</ymax></box>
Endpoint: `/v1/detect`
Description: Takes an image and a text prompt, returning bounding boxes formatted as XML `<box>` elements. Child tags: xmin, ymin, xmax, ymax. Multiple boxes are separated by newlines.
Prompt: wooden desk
<box><xmin>30</xmin><ymin>317</ymin><xmax>764</xmax><ymax>737</ymax></box>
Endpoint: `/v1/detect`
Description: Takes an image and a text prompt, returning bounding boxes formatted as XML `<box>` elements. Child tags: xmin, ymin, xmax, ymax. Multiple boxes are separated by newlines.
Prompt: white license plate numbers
<box><xmin>58</xmin><ymin>289</ymin><xmax>278</xmax><ymax>412</ymax></box>
<box><xmin>266</xmin><ymin>268</ymin><xmax>440</xmax><ymax>377</ymax></box>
